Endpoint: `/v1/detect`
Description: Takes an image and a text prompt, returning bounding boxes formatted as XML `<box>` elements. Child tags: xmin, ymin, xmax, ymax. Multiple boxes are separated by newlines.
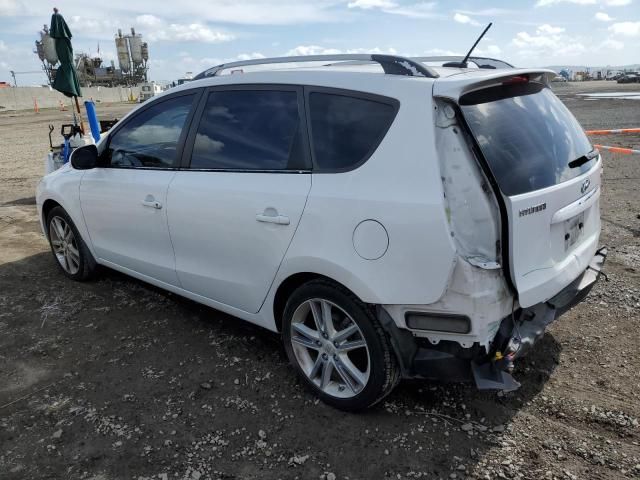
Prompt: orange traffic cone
<box><xmin>34</xmin><ymin>98</ymin><xmax>40</xmax><ymax>113</ymax></box>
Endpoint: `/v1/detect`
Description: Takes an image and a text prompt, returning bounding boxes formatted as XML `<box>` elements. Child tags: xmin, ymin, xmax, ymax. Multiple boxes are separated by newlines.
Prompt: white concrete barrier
<box><xmin>0</xmin><ymin>86</ymin><xmax>143</xmax><ymax>111</ymax></box>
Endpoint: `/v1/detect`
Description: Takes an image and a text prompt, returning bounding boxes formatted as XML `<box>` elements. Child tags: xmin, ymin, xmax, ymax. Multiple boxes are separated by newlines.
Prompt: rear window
<box><xmin>309</xmin><ymin>92</ymin><xmax>397</xmax><ymax>171</ymax></box>
<box><xmin>460</xmin><ymin>82</ymin><xmax>595</xmax><ymax>196</ymax></box>
<box><xmin>190</xmin><ymin>90</ymin><xmax>305</xmax><ymax>171</ymax></box>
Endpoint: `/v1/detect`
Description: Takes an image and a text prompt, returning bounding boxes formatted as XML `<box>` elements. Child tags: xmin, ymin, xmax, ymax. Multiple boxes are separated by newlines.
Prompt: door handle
<box><xmin>142</xmin><ymin>199</ymin><xmax>162</xmax><ymax>209</ymax></box>
<box><xmin>256</xmin><ymin>213</ymin><xmax>290</xmax><ymax>225</ymax></box>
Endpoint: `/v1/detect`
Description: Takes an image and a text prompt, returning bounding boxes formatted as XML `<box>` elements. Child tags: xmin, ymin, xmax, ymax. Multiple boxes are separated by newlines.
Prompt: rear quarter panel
<box><xmin>273</xmin><ymin>79</ymin><xmax>456</xmax><ymax>305</ymax></box>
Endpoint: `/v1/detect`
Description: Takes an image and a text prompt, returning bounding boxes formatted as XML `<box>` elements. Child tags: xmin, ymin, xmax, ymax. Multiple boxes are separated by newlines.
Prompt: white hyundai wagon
<box><xmin>37</xmin><ymin>54</ymin><xmax>607</xmax><ymax>411</ymax></box>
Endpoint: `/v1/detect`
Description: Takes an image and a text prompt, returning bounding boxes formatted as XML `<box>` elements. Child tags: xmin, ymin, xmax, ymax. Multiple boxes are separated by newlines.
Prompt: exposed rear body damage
<box><xmin>433</xmin><ymin>69</ymin><xmax>602</xmax><ymax>305</ymax></box>
<box><xmin>389</xmin><ymin>68</ymin><xmax>607</xmax><ymax>389</ymax></box>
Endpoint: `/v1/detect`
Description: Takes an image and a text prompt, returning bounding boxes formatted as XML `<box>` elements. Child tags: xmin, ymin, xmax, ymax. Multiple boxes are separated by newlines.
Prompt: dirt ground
<box><xmin>0</xmin><ymin>80</ymin><xmax>639</xmax><ymax>480</ymax></box>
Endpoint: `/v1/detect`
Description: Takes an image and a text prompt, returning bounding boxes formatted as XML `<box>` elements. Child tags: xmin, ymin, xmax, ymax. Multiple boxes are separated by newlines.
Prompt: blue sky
<box><xmin>1</xmin><ymin>0</ymin><xmax>638</xmax><ymax>84</ymax></box>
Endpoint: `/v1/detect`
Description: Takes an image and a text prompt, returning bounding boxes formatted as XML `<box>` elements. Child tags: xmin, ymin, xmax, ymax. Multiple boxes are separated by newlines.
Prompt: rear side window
<box><xmin>308</xmin><ymin>92</ymin><xmax>398</xmax><ymax>171</ymax></box>
<box><xmin>190</xmin><ymin>90</ymin><xmax>305</xmax><ymax>170</ymax></box>
<box><xmin>461</xmin><ymin>83</ymin><xmax>595</xmax><ymax>196</ymax></box>
<box><xmin>106</xmin><ymin>94</ymin><xmax>194</xmax><ymax>168</ymax></box>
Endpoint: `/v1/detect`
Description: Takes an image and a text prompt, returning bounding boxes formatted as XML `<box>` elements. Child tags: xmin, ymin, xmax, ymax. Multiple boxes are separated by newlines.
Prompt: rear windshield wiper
<box><xmin>568</xmin><ymin>149</ymin><xmax>598</xmax><ymax>169</ymax></box>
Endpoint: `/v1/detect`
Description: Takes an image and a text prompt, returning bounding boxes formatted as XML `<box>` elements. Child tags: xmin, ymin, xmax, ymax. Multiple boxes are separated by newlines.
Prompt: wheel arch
<box><xmin>40</xmin><ymin>196</ymin><xmax>97</xmax><ymax>261</ymax></box>
<box><xmin>272</xmin><ymin>272</ymin><xmax>365</xmax><ymax>333</ymax></box>
<box><xmin>41</xmin><ymin>199</ymin><xmax>63</xmax><ymax>239</ymax></box>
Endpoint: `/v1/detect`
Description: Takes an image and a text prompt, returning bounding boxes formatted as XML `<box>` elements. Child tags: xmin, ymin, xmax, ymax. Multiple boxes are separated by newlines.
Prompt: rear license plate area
<box><xmin>564</xmin><ymin>212</ymin><xmax>585</xmax><ymax>251</ymax></box>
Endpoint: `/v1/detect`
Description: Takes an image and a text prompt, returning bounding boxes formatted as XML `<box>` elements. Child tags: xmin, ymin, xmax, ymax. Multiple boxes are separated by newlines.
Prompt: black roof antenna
<box><xmin>443</xmin><ymin>22</ymin><xmax>493</xmax><ymax>68</ymax></box>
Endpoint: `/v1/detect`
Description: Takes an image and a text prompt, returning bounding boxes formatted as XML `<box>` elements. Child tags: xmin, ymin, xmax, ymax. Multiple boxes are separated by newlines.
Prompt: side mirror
<box><xmin>71</xmin><ymin>144</ymin><xmax>99</xmax><ymax>170</ymax></box>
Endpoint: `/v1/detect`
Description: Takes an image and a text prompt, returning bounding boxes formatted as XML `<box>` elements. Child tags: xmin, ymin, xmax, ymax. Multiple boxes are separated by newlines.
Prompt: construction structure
<box><xmin>34</xmin><ymin>26</ymin><xmax>149</xmax><ymax>88</ymax></box>
<box><xmin>114</xmin><ymin>28</ymin><xmax>149</xmax><ymax>85</ymax></box>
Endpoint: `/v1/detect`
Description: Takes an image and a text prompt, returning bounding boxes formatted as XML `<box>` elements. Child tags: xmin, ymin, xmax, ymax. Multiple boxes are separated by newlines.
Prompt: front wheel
<box><xmin>283</xmin><ymin>280</ymin><xmax>400</xmax><ymax>411</ymax></box>
<box><xmin>46</xmin><ymin>206</ymin><xmax>97</xmax><ymax>281</ymax></box>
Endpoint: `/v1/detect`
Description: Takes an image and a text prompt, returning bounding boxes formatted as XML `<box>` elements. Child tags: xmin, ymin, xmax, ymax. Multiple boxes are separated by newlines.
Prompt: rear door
<box><xmin>167</xmin><ymin>85</ymin><xmax>311</xmax><ymax>314</ymax></box>
<box><xmin>437</xmin><ymin>73</ymin><xmax>601</xmax><ymax>307</ymax></box>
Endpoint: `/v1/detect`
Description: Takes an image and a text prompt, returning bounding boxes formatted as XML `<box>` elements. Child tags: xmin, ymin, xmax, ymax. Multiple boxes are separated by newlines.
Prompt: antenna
<box><xmin>444</xmin><ymin>22</ymin><xmax>492</xmax><ymax>68</ymax></box>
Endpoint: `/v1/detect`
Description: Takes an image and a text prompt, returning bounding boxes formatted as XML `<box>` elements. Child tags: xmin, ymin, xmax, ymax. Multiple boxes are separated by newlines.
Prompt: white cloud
<box><xmin>285</xmin><ymin>45</ymin><xmax>397</xmax><ymax>56</ymax></box>
<box><xmin>536</xmin><ymin>0</ymin><xmax>631</xmax><ymax>5</ymax></box>
<box><xmin>423</xmin><ymin>48</ymin><xmax>462</xmax><ymax>56</ymax></box>
<box><xmin>537</xmin><ymin>24</ymin><xmax>565</xmax><ymax>34</ymax></box>
<box><xmin>170</xmin><ymin>1</ymin><xmax>340</xmax><ymax>25</ymax></box>
<box><xmin>511</xmin><ymin>25</ymin><xmax>586</xmax><ymax>58</ymax></box>
<box><xmin>0</xmin><ymin>40</ymin><xmax>7</xmax><ymax>52</ymax></box>
<box><xmin>595</xmin><ymin>12</ymin><xmax>614</xmax><ymax>21</ymax></box>
<box><xmin>175</xmin><ymin>52</ymin><xmax>267</xmax><ymax>75</ymax></box>
<box><xmin>609</xmin><ymin>21</ymin><xmax>640</xmax><ymax>36</ymax></box>
<box><xmin>536</xmin><ymin>0</ymin><xmax>595</xmax><ymax>5</ymax></box>
<box><xmin>67</xmin><ymin>16</ymin><xmax>121</xmax><ymax>38</ymax></box>
<box><xmin>476</xmin><ymin>44</ymin><xmax>502</xmax><ymax>56</ymax></box>
<box><xmin>347</xmin><ymin>0</ymin><xmax>397</xmax><ymax>9</ymax></box>
<box><xmin>0</xmin><ymin>0</ymin><xmax>26</xmax><ymax>16</ymax></box>
<box><xmin>236</xmin><ymin>52</ymin><xmax>266</xmax><ymax>61</ymax></box>
<box><xmin>348</xmin><ymin>46</ymin><xmax>398</xmax><ymax>54</ymax></box>
<box><xmin>135</xmin><ymin>14</ymin><xmax>163</xmax><ymax>27</ymax></box>
<box><xmin>513</xmin><ymin>32</ymin><xmax>558</xmax><ymax>49</ymax></box>
<box><xmin>347</xmin><ymin>0</ymin><xmax>439</xmax><ymax>18</ymax></box>
<box><xmin>384</xmin><ymin>2</ymin><xmax>439</xmax><ymax>18</ymax></box>
<box><xmin>456</xmin><ymin>8</ymin><xmax>517</xmax><ymax>16</ymax></box>
<box><xmin>598</xmin><ymin>37</ymin><xmax>625</xmax><ymax>49</ymax></box>
<box><xmin>148</xmin><ymin>24</ymin><xmax>235</xmax><ymax>43</ymax></box>
<box><xmin>453</xmin><ymin>13</ymin><xmax>480</xmax><ymax>26</ymax></box>
<box><xmin>4</xmin><ymin>1</ymin><xmax>342</xmax><ymax>26</ymax></box>
<box><xmin>286</xmin><ymin>45</ymin><xmax>342</xmax><ymax>56</ymax></box>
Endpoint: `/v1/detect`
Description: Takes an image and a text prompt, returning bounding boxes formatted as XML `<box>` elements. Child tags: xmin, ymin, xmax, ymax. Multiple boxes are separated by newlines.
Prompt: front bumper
<box><xmin>380</xmin><ymin>248</ymin><xmax>608</xmax><ymax>391</ymax></box>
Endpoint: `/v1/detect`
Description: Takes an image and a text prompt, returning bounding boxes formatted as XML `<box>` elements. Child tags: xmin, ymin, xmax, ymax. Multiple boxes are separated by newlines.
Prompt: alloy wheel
<box><xmin>49</xmin><ymin>216</ymin><xmax>80</xmax><ymax>275</ymax></box>
<box><xmin>290</xmin><ymin>298</ymin><xmax>370</xmax><ymax>399</ymax></box>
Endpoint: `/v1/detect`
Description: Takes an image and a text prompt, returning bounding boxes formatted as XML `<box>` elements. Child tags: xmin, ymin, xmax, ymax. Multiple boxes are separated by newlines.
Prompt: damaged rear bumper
<box><xmin>378</xmin><ymin>248</ymin><xmax>607</xmax><ymax>391</ymax></box>
<box><xmin>471</xmin><ymin>247</ymin><xmax>607</xmax><ymax>390</ymax></box>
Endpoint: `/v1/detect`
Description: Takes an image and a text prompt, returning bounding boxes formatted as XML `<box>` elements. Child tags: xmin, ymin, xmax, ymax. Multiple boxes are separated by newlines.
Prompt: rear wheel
<box><xmin>46</xmin><ymin>206</ymin><xmax>97</xmax><ymax>281</ymax></box>
<box><xmin>283</xmin><ymin>280</ymin><xmax>400</xmax><ymax>411</ymax></box>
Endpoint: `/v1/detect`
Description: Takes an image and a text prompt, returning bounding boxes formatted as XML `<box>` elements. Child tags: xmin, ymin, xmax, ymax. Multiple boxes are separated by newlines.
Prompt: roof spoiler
<box><xmin>433</xmin><ymin>69</ymin><xmax>557</xmax><ymax>101</ymax></box>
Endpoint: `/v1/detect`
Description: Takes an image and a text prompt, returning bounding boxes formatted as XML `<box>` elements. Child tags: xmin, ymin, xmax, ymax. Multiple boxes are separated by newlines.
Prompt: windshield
<box><xmin>460</xmin><ymin>82</ymin><xmax>595</xmax><ymax>196</ymax></box>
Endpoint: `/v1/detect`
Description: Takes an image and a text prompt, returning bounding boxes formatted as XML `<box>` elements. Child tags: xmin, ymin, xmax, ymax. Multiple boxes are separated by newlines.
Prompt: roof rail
<box><xmin>193</xmin><ymin>54</ymin><xmax>439</xmax><ymax>80</ymax></box>
<box><xmin>413</xmin><ymin>56</ymin><xmax>514</xmax><ymax>69</ymax></box>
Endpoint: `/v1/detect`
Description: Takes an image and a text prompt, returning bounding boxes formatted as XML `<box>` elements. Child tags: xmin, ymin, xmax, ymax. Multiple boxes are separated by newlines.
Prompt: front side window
<box><xmin>190</xmin><ymin>90</ymin><xmax>305</xmax><ymax>170</ymax></box>
<box><xmin>308</xmin><ymin>92</ymin><xmax>398</xmax><ymax>171</ymax></box>
<box><xmin>106</xmin><ymin>94</ymin><xmax>194</xmax><ymax>168</ymax></box>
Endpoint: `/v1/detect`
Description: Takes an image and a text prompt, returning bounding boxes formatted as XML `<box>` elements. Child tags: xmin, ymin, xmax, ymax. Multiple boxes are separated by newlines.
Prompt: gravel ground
<box><xmin>0</xmin><ymin>80</ymin><xmax>639</xmax><ymax>480</ymax></box>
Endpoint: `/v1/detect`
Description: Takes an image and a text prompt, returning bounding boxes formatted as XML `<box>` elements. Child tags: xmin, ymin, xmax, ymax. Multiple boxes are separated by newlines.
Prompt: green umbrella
<box><xmin>50</xmin><ymin>9</ymin><xmax>82</xmax><ymax>98</ymax></box>
<box><xmin>49</xmin><ymin>8</ymin><xmax>85</xmax><ymax>134</ymax></box>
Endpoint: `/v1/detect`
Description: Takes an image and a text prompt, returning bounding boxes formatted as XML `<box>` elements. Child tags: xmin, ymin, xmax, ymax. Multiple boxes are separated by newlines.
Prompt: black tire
<box><xmin>283</xmin><ymin>279</ymin><xmax>400</xmax><ymax>411</ymax></box>
<box><xmin>46</xmin><ymin>206</ymin><xmax>97</xmax><ymax>281</ymax></box>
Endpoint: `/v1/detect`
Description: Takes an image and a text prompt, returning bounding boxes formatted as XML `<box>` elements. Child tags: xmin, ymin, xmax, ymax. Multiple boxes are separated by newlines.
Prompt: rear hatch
<box><xmin>434</xmin><ymin>70</ymin><xmax>601</xmax><ymax>307</ymax></box>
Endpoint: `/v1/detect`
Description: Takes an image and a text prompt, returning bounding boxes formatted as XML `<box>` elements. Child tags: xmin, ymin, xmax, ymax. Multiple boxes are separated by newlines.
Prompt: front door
<box><xmin>167</xmin><ymin>86</ymin><xmax>312</xmax><ymax>313</ymax></box>
<box><xmin>80</xmin><ymin>91</ymin><xmax>199</xmax><ymax>286</ymax></box>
